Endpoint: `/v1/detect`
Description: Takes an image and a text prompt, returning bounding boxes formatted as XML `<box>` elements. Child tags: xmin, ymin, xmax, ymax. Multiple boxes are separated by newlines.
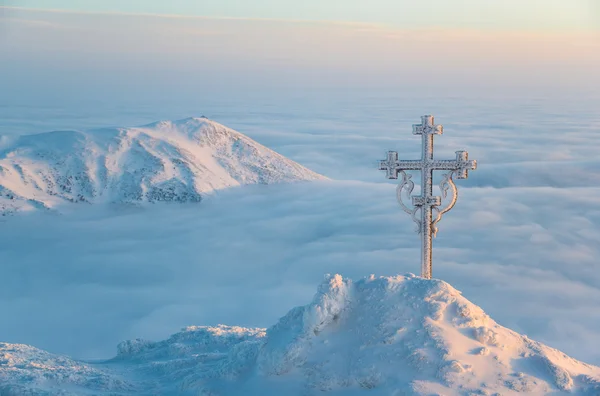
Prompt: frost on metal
<box><xmin>379</xmin><ymin>115</ymin><xmax>477</xmax><ymax>279</ymax></box>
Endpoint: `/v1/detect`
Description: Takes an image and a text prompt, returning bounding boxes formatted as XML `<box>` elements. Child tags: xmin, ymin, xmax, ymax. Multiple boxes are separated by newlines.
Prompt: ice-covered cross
<box><xmin>379</xmin><ymin>115</ymin><xmax>477</xmax><ymax>279</ymax></box>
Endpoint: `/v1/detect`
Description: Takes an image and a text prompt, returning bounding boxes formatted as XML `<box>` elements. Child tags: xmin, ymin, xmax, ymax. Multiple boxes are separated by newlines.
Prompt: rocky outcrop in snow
<box><xmin>0</xmin><ymin>117</ymin><xmax>325</xmax><ymax>214</ymax></box>
<box><xmin>2</xmin><ymin>275</ymin><xmax>600</xmax><ymax>395</ymax></box>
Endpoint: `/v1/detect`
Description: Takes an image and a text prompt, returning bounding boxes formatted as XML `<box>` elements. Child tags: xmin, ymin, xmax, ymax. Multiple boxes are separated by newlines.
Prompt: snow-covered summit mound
<box><xmin>2</xmin><ymin>275</ymin><xmax>599</xmax><ymax>395</ymax></box>
<box><xmin>0</xmin><ymin>117</ymin><xmax>325</xmax><ymax>214</ymax></box>
<box><xmin>257</xmin><ymin>274</ymin><xmax>600</xmax><ymax>394</ymax></box>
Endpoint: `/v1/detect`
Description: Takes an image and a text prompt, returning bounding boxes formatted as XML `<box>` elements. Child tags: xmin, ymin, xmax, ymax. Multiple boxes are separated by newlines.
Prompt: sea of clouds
<box><xmin>0</xmin><ymin>6</ymin><xmax>599</xmax><ymax>367</ymax></box>
<box><xmin>1</xmin><ymin>93</ymin><xmax>599</xmax><ymax>365</ymax></box>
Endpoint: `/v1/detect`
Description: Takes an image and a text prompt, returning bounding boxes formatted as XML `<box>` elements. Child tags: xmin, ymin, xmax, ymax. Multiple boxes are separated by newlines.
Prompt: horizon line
<box><xmin>0</xmin><ymin>5</ymin><xmax>384</xmax><ymax>28</ymax></box>
<box><xmin>2</xmin><ymin>5</ymin><xmax>597</xmax><ymax>34</ymax></box>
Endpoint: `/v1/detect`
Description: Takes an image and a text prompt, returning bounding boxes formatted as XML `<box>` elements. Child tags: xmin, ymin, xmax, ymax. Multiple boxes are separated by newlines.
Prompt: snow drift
<box><xmin>0</xmin><ymin>117</ymin><xmax>325</xmax><ymax>214</ymax></box>
<box><xmin>2</xmin><ymin>274</ymin><xmax>599</xmax><ymax>395</ymax></box>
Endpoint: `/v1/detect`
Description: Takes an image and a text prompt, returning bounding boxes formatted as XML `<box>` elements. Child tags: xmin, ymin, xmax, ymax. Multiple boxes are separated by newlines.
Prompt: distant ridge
<box><xmin>0</xmin><ymin>117</ymin><xmax>326</xmax><ymax>214</ymax></box>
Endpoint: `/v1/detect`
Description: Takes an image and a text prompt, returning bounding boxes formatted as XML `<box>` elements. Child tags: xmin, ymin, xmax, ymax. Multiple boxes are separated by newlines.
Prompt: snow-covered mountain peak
<box><xmin>139</xmin><ymin>117</ymin><xmax>232</xmax><ymax>137</ymax></box>
<box><xmin>257</xmin><ymin>274</ymin><xmax>600</xmax><ymax>394</ymax></box>
<box><xmin>0</xmin><ymin>117</ymin><xmax>326</xmax><ymax>214</ymax></box>
<box><xmin>2</xmin><ymin>274</ymin><xmax>599</xmax><ymax>395</ymax></box>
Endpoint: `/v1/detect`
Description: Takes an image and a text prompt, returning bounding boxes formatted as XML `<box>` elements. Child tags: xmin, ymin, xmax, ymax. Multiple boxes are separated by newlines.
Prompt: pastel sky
<box><xmin>3</xmin><ymin>0</ymin><xmax>598</xmax><ymax>30</ymax></box>
<box><xmin>1</xmin><ymin>1</ymin><xmax>598</xmax><ymax>107</ymax></box>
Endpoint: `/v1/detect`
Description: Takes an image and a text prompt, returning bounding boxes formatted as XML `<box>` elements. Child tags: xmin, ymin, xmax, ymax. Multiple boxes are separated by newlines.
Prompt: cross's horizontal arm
<box><xmin>394</xmin><ymin>160</ymin><xmax>424</xmax><ymax>170</ymax></box>
<box><xmin>431</xmin><ymin>159</ymin><xmax>476</xmax><ymax>170</ymax></box>
<box><xmin>430</xmin><ymin>160</ymin><xmax>462</xmax><ymax>170</ymax></box>
<box><xmin>383</xmin><ymin>159</ymin><xmax>477</xmax><ymax>171</ymax></box>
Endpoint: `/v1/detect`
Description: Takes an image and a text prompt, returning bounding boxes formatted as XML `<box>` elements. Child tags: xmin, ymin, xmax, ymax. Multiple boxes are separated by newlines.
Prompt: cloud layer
<box><xmin>1</xmin><ymin>178</ymin><xmax>600</xmax><ymax>365</ymax></box>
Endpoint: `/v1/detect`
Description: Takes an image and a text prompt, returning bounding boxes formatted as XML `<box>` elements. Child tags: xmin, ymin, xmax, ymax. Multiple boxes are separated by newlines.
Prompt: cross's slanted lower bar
<box><xmin>379</xmin><ymin>115</ymin><xmax>476</xmax><ymax>279</ymax></box>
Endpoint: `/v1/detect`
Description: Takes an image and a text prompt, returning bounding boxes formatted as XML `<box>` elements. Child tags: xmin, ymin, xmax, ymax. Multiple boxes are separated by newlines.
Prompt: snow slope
<box><xmin>2</xmin><ymin>274</ymin><xmax>599</xmax><ymax>395</ymax></box>
<box><xmin>0</xmin><ymin>117</ymin><xmax>325</xmax><ymax>214</ymax></box>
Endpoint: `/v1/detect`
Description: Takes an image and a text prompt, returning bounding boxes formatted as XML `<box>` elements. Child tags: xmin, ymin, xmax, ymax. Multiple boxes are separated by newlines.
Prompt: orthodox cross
<box><xmin>379</xmin><ymin>115</ymin><xmax>477</xmax><ymax>279</ymax></box>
